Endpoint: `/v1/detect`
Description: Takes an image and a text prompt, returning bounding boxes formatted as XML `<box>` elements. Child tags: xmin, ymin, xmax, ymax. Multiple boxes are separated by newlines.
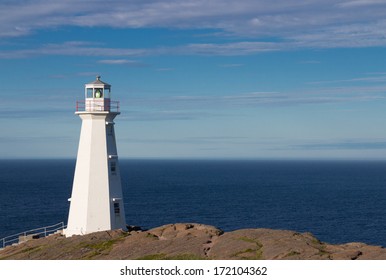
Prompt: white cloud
<box><xmin>308</xmin><ymin>72</ymin><xmax>386</xmax><ymax>85</ymax></box>
<box><xmin>183</xmin><ymin>41</ymin><xmax>283</xmax><ymax>55</ymax></box>
<box><xmin>0</xmin><ymin>40</ymin><xmax>287</xmax><ymax>59</ymax></box>
<box><xmin>0</xmin><ymin>41</ymin><xmax>148</xmax><ymax>59</ymax></box>
<box><xmin>122</xmin><ymin>82</ymin><xmax>386</xmax><ymax>121</ymax></box>
<box><xmin>292</xmin><ymin>139</ymin><xmax>386</xmax><ymax>150</ymax></box>
<box><xmin>97</xmin><ymin>59</ymin><xmax>148</xmax><ymax>67</ymax></box>
<box><xmin>337</xmin><ymin>0</ymin><xmax>386</xmax><ymax>7</ymax></box>
<box><xmin>2</xmin><ymin>0</ymin><xmax>386</xmax><ymax>52</ymax></box>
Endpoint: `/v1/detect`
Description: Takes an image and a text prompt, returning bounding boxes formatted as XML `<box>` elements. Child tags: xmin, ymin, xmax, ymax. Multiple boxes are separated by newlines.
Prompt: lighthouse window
<box><xmin>105</xmin><ymin>88</ymin><xmax>111</xmax><ymax>98</ymax></box>
<box><xmin>87</xmin><ymin>88</ymin><xmax>93</xmax><ymax>98</ymax></box>
<box><xmin>114</xmin><ymin>202</ymin><xmax>120</xmax><ymax>214</ymax></box>
<box><xmin>94</xmin><ymin>89</ymin><xmax>103</xmax><ymax>98</ymax></box>
<box><xmin>110</xmin><ymin>161</ymin><xmax>117</xmax><ymax>175</ymax></box>
<box><xmin>107</xmin><ymin>125</ymin><xmax>113</xmax><ymax>135</ymax></box>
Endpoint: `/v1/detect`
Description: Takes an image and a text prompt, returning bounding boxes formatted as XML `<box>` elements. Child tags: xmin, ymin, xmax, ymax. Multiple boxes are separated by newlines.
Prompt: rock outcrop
<box><xmin>1</xmin><ymin>223</ymin><xmax>386</xmax><ymax>260</ymax></box>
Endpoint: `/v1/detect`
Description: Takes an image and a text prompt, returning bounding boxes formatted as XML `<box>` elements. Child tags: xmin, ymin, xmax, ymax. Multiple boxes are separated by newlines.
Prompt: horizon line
<box><xmin>1</xmin><ymin>157</ymin><xmax>386</xmax><ymax>161</ymax></box>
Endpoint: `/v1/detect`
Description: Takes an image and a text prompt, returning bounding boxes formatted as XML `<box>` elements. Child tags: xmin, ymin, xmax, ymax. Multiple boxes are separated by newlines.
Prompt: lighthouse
<box><xmin>65</xmin><ymin>76</ymin><xmax>126</xmax><ymax>237</ymax></box>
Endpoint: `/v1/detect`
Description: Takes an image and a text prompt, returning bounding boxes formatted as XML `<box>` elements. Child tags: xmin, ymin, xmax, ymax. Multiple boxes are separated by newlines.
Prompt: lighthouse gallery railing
<box><xmin>0</xmin><ymin>222</ymin><xmax>66</xmax><ymax>249</ymax></box>
<box><xmin>76</xmin><ymin>100</ymin><xmax>120</xmax><ymax>112</ymax></box>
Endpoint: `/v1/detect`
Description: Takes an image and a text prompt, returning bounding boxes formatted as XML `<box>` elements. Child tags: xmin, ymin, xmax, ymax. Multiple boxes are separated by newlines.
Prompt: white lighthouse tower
<box><xmin>65</xmin><ymin>76</ymin><xmax>126</xmax><ymax>237</ymax></box>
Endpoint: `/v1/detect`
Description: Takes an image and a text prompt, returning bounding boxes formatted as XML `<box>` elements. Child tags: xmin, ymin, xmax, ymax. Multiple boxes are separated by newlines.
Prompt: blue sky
<box><xmin>2</xmin><ymin>0</ymin><xmax>386</xmax><ymax>159</ymax></box>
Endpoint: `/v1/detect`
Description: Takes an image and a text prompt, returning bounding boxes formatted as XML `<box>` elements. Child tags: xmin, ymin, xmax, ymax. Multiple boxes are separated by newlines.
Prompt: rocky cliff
<box><xmin>1</xmin><ymin>223</ymin><xmax>386</xmax><ymax>260</ymax></box>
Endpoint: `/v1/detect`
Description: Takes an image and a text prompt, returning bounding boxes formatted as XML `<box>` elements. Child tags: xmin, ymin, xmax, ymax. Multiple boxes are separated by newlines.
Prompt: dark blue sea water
<box><xmin>1</xmin><ymin>159</ymin><xmax>386</xmax><ymax>247</ymax></box>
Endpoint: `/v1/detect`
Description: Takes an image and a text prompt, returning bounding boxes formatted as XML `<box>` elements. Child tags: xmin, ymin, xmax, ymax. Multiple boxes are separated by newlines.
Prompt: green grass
<box><xmin>144</xmin><ymin>233</ymin><xmax>159</xmax><ymax>240</ymax></box>
<box><xmin>232</xmin><ymin>237</ymin><xmax>264</xmax><ymax>260</ymax></box>
<box><xmin>284</xmin><ymin>251</ymin><xmax>301</xmax><ymax>258</ymax></box>
<box><xmin>317</xmin><ymin>245</ymin><xmax>330</xmax><ymax>257</ymax></box>
<box><xmin>79</xmin><ymin>237</ymin><xmax>124</xmax><ymax>259</ymax></box>
<box><xmin>0</xmin><ymin>245</ymin><xmax>44</xmax><ymax>260</ymax></box>
<box><xmin>238</xmin><ymin>237</ymin><xmax>257</xmax><ymax>243</ymax></box>
<box><xmin>232</xmin><ymin>248</ymin><xmax>263</xmax><ymax>260</ymax></box>
<box><xmin>311</xmin><ymin>238</ymin><xmax>322</xmax><ymax>245</ymax></box>
<box><xmin>84</xmin><ymin>240</ymin><xmax>117</xmax><ymax>251</ymax></box>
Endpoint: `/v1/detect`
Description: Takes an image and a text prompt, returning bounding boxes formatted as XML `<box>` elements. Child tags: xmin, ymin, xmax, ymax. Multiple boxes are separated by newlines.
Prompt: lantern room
<box><xmin>85</xmin><ymin>75</ymin><xmax>111</xmax><ymax>99</ymax></box>
<box><xmin>76</xmin><ymin>75</ymin><xmax>120</xmax><ymax>113</ymax></box>
<box><xmin>80</xmin><ymin>75</ymin><xmax>113</xmax><ymax>112</ymax></box>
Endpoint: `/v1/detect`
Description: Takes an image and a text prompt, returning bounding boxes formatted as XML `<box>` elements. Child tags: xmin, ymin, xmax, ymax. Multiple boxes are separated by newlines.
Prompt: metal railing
<box><xmin>0</xmin><ymin>222</ymin><xmax>66</xmax><ymax>249</ymax></box>
<box><xmin>76</xmin><ymin>100</ymin><xmax>120</xmax><ymax>113</ymax></box>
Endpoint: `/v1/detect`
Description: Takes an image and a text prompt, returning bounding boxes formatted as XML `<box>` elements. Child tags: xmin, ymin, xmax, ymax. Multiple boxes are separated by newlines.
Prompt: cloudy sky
<box><xmin>2</xmin><ymin>0</ymin><xmax>386</xmax><ymax>159</ymax></box>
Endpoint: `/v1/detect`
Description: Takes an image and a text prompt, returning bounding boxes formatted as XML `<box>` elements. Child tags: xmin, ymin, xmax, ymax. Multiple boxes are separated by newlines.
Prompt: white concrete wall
<box><xmin>106</xmin><ymin>114</ymin><xmax>126</xmax><ymax>230</ymax></box>
<box><xmin>65</xmin><ymin>112</ymin><xmax>126</xmax><ymax>237</ymax></box>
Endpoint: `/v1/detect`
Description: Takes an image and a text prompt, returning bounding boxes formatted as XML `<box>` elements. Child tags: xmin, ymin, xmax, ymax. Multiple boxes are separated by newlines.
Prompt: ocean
<box><xmin>1</xmin><ymin>159</ymin><xmax>386</xmax><ymax>247</ymax></box>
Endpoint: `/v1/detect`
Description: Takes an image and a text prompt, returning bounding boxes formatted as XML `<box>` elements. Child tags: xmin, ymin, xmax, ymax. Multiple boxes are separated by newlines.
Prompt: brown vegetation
<box><xmin>1</xmin><ymin>223</ymin><xmax>386</xmax><ymax>260</ymax></box>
